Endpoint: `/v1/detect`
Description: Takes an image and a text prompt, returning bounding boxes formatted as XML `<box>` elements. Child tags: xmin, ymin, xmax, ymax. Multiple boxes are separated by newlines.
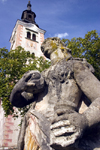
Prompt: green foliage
<box><xmin>0</xmin><ymin>46</ymin><xmax>50</xmax><ymax>117</ymax></box>
<box><xmin>62</xmin><ymin>30</ymin><xmax>100</xmax><ymax>80</ymax></box>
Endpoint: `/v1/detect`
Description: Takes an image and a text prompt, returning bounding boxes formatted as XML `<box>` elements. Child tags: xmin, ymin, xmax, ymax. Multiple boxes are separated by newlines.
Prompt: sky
<box><xmin>0</xmin><ymin>0</ymin><xmax>100</xmax><ymax>50</ymax></box>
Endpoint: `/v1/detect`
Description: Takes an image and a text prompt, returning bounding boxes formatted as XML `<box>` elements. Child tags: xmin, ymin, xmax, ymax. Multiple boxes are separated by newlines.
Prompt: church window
<box><xmin>32</xmin><ymin>52</ymin><xmax>35</xmax><ymax>56</ymax></box>
<box><xmin>32</xmin><ymin>34</ymin><xmax>36</xmax><ymax>41</ymax></box>
<box><xmin>27</xmin><ymin>32</ymin><xmax>31</xmax><ymax>39</ymax></box>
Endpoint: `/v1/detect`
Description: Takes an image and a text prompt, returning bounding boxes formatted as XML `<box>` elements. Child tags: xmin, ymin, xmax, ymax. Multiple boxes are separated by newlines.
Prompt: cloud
<box><xmin>54</xmin><ymin>32</ymin><xmax>69</xmax><ymax>38</ymax></box>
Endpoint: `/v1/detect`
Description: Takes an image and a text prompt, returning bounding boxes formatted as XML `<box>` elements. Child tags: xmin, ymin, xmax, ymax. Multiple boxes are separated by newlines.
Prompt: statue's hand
<box><xmin>10</xmin><ymin>70</ymin><xmax>44</xmax><ymax>108</ymax></box>
<box><xmin>18</xmin><ymin>70</ymin><xmax>44</xmax><ymax>94</ymax></box>
<box><xmin>50</xmin><ymin>104</ymin><xmax>88</xmax><ymax>148</ymax></box>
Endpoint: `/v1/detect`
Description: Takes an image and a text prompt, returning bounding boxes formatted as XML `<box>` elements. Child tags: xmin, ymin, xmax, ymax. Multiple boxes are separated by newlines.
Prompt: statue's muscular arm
<box><xmin>50</xmin><ymin>60</ymin><xmax>100</xmax><ymax>148</ymax></box>
<box><xmin>74</xmin><ymin>61</ymin><xmax>100</xmax><ymax>127</ymax></box>
<box><xmin>10</xmin><ymin>70</ymin><xmax>44</xmax><ymax>108</ymax></box>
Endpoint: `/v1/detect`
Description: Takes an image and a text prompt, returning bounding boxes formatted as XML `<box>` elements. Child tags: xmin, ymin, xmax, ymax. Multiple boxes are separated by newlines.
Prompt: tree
<box><xmin>62</xmin><ymin>30</ymin><xmax>100</xmax><ymax>80</ymax></box>
<box><xmin>0</xmin><ymin>46</ymin><xmax>50</xmax><ymax>117</ymax></box>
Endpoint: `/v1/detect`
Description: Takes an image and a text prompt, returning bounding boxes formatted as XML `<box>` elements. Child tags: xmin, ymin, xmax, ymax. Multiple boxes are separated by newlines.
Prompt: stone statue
<box><xmin>10</xmin><ymin>37</ymin><xmax>100</xmax><ymax>150</ymax></box>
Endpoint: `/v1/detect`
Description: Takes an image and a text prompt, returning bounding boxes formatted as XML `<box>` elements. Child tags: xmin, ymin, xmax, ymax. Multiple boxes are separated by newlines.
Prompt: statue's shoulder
<box><xmin>72</xmin><ymin>57</ymin><xmax>94</xmax><ymax>73</ymax></box>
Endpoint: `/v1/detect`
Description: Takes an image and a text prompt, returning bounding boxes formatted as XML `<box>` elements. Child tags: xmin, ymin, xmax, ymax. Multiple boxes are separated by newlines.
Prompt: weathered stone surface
<box><xmin>10</xmin><ymin>70</ymin><xmax>44</xmax><ymax>108</ymax></box>
<box><xmin>10</xmin><ymin>37</ymin><xmax>100</xmax><ymax>150</ymax></box>
<box><xmin>24</xmin><ymin>125</ymin><xmax>40</xmax><ymax>150</ymax></box>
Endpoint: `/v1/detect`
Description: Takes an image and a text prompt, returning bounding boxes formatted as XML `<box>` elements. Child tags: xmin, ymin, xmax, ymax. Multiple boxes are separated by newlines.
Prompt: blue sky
<box><xmin>0</xmin><ymin>0</ymin><xmax>100</xmax><ymax>50</ymax></box>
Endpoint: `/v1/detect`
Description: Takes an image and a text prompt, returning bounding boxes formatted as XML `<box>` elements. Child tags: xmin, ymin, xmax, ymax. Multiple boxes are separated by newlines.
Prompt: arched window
<box><xmin>32</xmin><ymin>52</ymin><xmax>35</xmax><ymax>57</ymax></box>
<box><xmin>27</xmin><ymin>32</ymin><xmax>31</xmax><ymax>39</ymax></box>
<box><xmin>32</xmin><ymin>34</ymin><xmax>36</xmax><ymax>41</ymax></box>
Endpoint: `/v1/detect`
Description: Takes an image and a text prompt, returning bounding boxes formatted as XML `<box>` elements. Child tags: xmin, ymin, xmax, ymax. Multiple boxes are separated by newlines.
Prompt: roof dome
<box><xmin>21</xmin><ymin>1</ymin><xmax>38</xmax><ymax>26</ymax></box>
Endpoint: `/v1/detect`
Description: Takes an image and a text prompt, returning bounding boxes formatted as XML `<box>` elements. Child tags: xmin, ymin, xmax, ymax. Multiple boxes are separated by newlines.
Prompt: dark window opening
<box><xmin>28</xmin><ymin>15</ymin><xmax>32</xmax><ymax>20</ymax></box>
<box><xmin>32</xmin><ymin>52</ymin><xmax>35</xmax><ymax>57</ymax></box>
<box><xmin>27</xmin><ymin>32</ymin><xmax>31</xmax><ymax>39</ymax></box>
<box><xmin>28</xmin><ymin>15</ymin><xmax>32</xmax><ymax>18</ymax></box>
<box><xmin>32</xmin><ymin>34</ymin><xmax>36</xmax><ymax>41</ymax></box>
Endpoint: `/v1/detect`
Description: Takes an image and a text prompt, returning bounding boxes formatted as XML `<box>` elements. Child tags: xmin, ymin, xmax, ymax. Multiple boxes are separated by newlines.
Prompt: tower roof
<box><xmin>27</xmin><ymin>1</ymin><xmax>31</xmax><ymax>10</ymax></box>
<box><xmin>21</xmin><ymin>1</ymin><xmax>38</xmax><ymax>26</ymax></box>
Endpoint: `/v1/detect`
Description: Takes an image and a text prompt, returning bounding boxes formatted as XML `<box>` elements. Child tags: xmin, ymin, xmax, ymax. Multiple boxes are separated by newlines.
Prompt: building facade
<box><xmin>0</xmin><ymin>99</ymin><xmax>21</xmax><ymax>149</ymax></box>
<box><xmin>0</xmin><ymin>2</ymin><xmax>46</xmax><ymax>149</ymax></box>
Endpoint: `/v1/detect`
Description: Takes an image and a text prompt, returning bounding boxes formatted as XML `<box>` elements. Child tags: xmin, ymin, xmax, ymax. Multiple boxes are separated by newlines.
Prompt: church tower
<box><xmin>0</xmin><ymin>2</ymin><xmax>46</xmax><ymax>149</ymax></box>
<box><xmin>10</xmin><ymin>1</ymin><xmax>46</xmax><ymax>57</ymax></box>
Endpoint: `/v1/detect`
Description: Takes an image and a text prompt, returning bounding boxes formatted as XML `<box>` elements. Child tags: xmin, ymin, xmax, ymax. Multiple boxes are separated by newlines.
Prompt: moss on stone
<box><xmin>50</xmin><ymin>41</ymin><xmax>57</xmax><ymax>50</ymax></box>
<box><xmin>54</xmin><ymin>50</ymin><xmax>58</xmax><ymax>56</ymax></box>
<box><xmin>61</xmin><ymin>47</ymin><xmax>65</xmax><ymax>52</ymax></box>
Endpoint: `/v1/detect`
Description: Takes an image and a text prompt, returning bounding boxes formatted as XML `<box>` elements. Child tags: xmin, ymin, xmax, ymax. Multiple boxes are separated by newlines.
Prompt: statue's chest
<box><xmin>35</xmin><ymin>59</ymin><xmax>80</xmax><ymax>116</ymax></box>
<box><xmin>45</xmin><ymin>59</ymin><xmax>74</xmax><ymax>85</ymax></box>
